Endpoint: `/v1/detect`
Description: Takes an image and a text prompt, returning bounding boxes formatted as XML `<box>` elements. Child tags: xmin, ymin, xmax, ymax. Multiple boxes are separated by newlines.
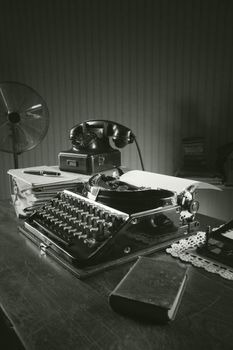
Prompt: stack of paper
<box><xmin>8</xmin><ymin>165</ymin><xmax>90</xmax><ymax>217</ymax></box>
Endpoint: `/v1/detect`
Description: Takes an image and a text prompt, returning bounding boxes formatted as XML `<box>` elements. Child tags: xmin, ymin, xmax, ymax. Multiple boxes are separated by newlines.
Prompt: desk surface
<box><xmin>0</xmin><ymin>200</ymin><xmax>233</xmax><ymax>350</ymax></box>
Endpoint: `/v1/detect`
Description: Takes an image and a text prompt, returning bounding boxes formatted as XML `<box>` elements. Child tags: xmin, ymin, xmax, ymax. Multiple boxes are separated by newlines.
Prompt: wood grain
<box><xmin>0</xmin><ymin>200</ymin><xmax>232</xmax><ymax>350</ymax></box>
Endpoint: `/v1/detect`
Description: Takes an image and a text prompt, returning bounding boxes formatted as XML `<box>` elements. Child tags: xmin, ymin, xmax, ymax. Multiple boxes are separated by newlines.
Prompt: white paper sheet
<box><xmin>120</xmin><ymin>170</ymin><xmax>221</xmax><ymax>194</ymax></box>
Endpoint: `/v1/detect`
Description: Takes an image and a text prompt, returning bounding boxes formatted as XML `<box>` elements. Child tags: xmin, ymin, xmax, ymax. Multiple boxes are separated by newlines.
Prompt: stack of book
<box><xmin>182</xmin><ymin>137</ymin><xmax>207</xmax><ymax>172</ymax></box>
<box><xmin>176</xmin><ymin>137</ymin><xmax>223</xmax><ymax>185</ymax></box>
<box><xmin>7</xmin><ymin>165</ymin><xmax>90</xmax><ymax>217</ymax></box>
<box><xmin>109</xmin><ymin>256</ymin><xmax>188</xmax><ymax>323</ymax></box>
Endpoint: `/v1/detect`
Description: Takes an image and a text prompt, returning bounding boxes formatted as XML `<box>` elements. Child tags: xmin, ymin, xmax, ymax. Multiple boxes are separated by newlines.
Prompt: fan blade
<box><xmin>25</xmin><ymin>112</ymin><xmax>43</xmax><ymax>120</ymax></box>
<box><xmin>25</xmin><ymin>104</ymin><xmax>42</xmax><ymax>112</ymax></box>
<box><xmin>0</xmin><ymin>84</ymin><xmax>28</xmax><ymax>113</ymax></box>
<box><xmin>21</xmin><ymin>118</ymin><xmax>44</xmax><ymax>133</ymax></box>
<box><xmin>19</xmin><ymin>113</ymin><xmax>47</xmax><ymax>130</ymax></box>
<box><xmin>0</xmin><ymin>88</ymin><xmax>10</xmax><ymax>112</ymax></box>
<box><xmin>20</xmin><ymin>105</ymin><xmax>46</xmax><ymax>121</ymax></box>
<box><xmin>16</xmin><ymin>123</ymin><xmax>38</xmax><ymax>147</ymax></box>
<box><xmin>20</xmin><ymin>122</ymin><xmax>46</xmax><ymax>145</ymax></box>
<box><xmin>18</xmin><ymin>94</ymin><xmax>41</xmax><ymax>114</ymax></box>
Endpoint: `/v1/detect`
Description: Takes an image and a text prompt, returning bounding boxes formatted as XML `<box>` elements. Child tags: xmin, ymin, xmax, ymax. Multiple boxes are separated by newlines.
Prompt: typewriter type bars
<box><xmin>24</xmin><ymin>190</ymin><xmax>129</xmax><ymax>265</ymax></box>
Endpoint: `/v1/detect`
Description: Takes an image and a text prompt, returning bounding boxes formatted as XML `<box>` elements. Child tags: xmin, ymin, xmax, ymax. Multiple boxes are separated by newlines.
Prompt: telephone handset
<box><xmin>69</xmin><ymin>120</ymin><xmax>135</xmax><ymax>152</ymax></box>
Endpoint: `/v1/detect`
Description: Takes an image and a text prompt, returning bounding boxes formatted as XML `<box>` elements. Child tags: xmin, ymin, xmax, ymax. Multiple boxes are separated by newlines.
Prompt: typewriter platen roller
<box><xmin>22</xmin><ymin>174</ymin><xmax>200</xmax><ymax>268</ymax></box>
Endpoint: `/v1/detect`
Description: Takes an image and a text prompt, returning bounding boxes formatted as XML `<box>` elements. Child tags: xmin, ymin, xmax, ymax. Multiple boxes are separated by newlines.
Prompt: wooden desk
<box><xmin>0</xmin><ymin>200</ymin><xmax>233</xmax><ymax>350</ymax></box>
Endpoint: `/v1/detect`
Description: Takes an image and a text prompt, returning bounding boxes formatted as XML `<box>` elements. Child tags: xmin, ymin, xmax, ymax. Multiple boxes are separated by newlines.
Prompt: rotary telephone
<box><xmin>58</xmin><ymin>120</ymin><xmax>143</xmax><ymax>174</ymax></box>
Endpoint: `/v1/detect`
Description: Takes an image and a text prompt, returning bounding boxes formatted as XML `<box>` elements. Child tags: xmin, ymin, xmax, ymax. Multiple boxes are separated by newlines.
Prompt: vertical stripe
<box><xmin>0</xmin><ymin>0</ymin><xmax>232</xmax><ymax>222</ymax></box>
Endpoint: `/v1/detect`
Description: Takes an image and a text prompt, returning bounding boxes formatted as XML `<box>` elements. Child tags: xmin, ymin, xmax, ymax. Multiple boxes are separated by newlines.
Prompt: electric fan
<box><xmin>0</xmin><ymin>81</ymin><xmax>49</xmax><ymax>168</ymax></box>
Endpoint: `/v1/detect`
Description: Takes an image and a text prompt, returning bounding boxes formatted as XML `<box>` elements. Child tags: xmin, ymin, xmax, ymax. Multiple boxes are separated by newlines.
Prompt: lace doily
<box><xmin>166</xmin><ymin>231</ymin><xmax>233</xmax><ymax>280</ymax></box>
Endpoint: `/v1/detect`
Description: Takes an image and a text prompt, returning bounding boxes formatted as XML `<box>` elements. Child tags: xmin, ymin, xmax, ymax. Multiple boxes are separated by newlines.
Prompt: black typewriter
<box><xmin>22</xmin><ymin>174</ymin><xmax>200</xmax><ymax>268</ymax></box>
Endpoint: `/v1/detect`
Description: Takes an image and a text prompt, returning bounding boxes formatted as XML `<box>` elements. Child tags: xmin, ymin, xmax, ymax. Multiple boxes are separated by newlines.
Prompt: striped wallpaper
<box><xmin>0</xmin><ymin>0</ymin><xmax>233</xmax><ymax>219</ymax></box>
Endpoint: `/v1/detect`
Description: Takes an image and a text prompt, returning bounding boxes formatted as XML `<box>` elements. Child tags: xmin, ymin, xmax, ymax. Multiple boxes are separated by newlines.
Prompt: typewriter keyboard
<box><xmin>24</xmin><ymin>189</ymin><xmax>192</xmax><ymax>267</ymax></box>
<box><xmin>26</xmin><ymin>190</ymin><xmax>129</xmax><ymax>252</ymax></box>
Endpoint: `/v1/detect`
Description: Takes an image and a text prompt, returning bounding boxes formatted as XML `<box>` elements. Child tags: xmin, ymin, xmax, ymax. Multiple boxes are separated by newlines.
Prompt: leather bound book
<box><xmin>109</xmin><ymin>256</ymin><xmax>188</xmax><ymax>323</ymax></box>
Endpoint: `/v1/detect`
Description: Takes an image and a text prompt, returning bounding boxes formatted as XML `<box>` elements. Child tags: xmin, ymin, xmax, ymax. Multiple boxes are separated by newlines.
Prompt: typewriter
<box><xmin>22</xmin><ymin>172</ymin><xmax>201</xmax><ymax>268</ymax></box>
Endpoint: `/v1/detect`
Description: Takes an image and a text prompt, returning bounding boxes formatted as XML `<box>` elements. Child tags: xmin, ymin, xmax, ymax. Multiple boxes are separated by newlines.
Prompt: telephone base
<box><xmin>58</xmin><ymin>148</ymin><xmax>121</xmax><ymax>174</ymax></box>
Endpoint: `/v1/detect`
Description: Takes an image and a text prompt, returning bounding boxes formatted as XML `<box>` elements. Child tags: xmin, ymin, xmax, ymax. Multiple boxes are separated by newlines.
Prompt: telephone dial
<box><xmin>59</xmin><ymin>120</ymin><xmax>143</xmax><ymax>174</ymax></box>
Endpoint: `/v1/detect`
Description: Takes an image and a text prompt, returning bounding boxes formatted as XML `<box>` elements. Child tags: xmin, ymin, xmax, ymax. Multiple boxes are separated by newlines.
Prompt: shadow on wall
<box><xmin>173</xmin><ymin>98</ymin><xmax>208</xmax><ymax>172</ymax></box>
<box><xmin>173</xmin><ymin>97</ymin><xmax>233</xmax><ymax>174</ymax></box>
